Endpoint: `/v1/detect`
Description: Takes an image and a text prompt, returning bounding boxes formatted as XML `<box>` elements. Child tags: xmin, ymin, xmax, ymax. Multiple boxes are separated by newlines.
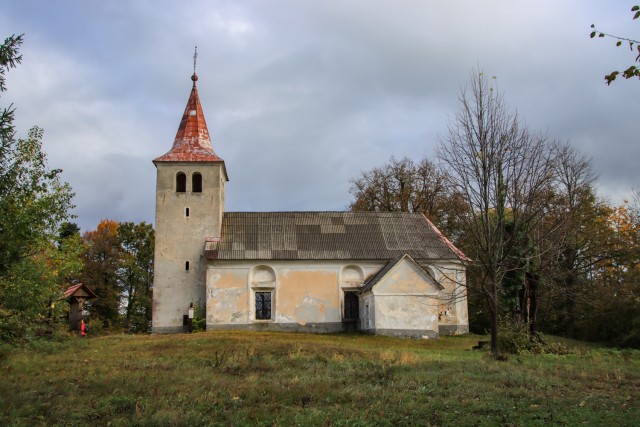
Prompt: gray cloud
<box><xmin>1</xmin><ymin>1</ymin><xmax>638</xmax><ymax>231</ymax></box>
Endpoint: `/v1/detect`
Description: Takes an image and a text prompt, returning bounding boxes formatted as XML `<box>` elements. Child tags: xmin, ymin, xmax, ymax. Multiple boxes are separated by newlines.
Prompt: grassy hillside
<box><xmin>1</xmin><ymin>331</ymin><xmax>639</xmax><ymax>426</ymax></box>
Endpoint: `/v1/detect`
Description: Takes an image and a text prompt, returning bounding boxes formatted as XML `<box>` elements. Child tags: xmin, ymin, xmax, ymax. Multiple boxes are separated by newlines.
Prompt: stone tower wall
<box><xmin>152</xmin><ymin>161</ymin><xmax>225</xmax><ymax>333</ymax></box>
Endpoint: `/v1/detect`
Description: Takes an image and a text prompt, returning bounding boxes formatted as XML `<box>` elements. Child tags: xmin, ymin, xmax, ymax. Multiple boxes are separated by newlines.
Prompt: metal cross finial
<box><xmin>193</xmin><ymin>46</ymin><xmax>198</xmax><ymax>74</ymax></box>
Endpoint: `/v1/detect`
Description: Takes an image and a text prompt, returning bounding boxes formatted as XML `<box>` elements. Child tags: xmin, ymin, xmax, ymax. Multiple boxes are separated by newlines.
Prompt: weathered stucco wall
<box><xmin>152</xmin><ymin>162</ymin><xmax>225</xmax><ymax>333</ymax></box>
<box><xmin>206</xmin><ymin>260</ymin><xmax>385</xmax><ymax>331</ymax></box>
<box><xmin>205</xmin><ymin>258</ymin><xmax>469</xmax><ymax>336</ymax></box>
<box><xmin>374</xmin><ymin>261</ymin><xmax>440</xmax><ymax>295</ymax></box>
<box><xmin>207</xmin><ymin>267</ymin><xmax>249</xmax><ymax>324</ymax></box>
<box><xmin>373</xmin><ymin>296</ymin><xmax>439</xmax><ymax>337</ymax></box>
<box><xmin>369</xmin><ymin>258</ymin><xmax>440</xmax><ymax>337</ymax></box>
<box><xmin>428</xmin><ymin>261</ymin><xmax>469</xmax><ymax>335</ymax></box>
<box><xmin>276</xmin><ymin>268</ymin><xmax>340</xmax><ymax>324</ymax></box>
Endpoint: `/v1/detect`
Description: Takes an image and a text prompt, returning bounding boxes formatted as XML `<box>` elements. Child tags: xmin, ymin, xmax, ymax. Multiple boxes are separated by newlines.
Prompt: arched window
<box><xmin>192</xmin><ymin>172</ymin><xmax>202</xmax><ymax>193</ymax></box>
<box><xmin>255</xmin><ymin>291</ymin><xmax>272</xmax><ymax>320</ymax></box>
<box><xmin>176</xmin><ymin>172</ymin><xmax>186</xmax><ymax>193</ymax></box>
<box><xmin>251</xmin><ymin>266</ymin><xmax>276</xmax><ymax>321</ymax></box>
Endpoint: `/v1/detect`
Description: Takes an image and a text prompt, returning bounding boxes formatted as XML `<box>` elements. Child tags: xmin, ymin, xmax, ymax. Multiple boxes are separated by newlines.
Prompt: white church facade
<box><xmin>151</xmin><ymin>72</ymin><xmax>469</xmax><ymax>338</ymax></box>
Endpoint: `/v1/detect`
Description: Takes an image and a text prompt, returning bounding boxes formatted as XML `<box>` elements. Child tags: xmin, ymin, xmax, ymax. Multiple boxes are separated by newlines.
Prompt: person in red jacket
<box><xmin>80</xmin><ymin>319</ymin><xmax>87</xmax><ymax>337</ymax></box>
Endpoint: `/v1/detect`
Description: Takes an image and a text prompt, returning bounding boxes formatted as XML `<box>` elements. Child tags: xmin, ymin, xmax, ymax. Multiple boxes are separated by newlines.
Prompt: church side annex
<box><xmin>151</xmin><ymin>70</ymin><xmax>469</xmax><ymax>338</ymax></box>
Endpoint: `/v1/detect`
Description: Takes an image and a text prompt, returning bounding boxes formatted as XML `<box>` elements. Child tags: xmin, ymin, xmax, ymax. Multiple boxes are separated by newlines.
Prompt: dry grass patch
<box><xmin>1</xmin><ymin>331</ymin><xmax>639</xmax><ymax>426</ymax></box>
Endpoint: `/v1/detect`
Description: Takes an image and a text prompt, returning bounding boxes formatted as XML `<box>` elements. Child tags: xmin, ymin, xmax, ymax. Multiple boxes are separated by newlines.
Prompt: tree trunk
<box><xmin>564</xmin><ymin>271</ymin><xmax>576</xmax><ymax>336</ymax></box>
<box><xmin>527</xmin><ymin>273</ymin><xmax>539</xmax><ymax>335</ymax></box>
<box><xmin>490</xmin><ymin>282</ymin><xmax>499</xmax><ymax>353</ymax></box>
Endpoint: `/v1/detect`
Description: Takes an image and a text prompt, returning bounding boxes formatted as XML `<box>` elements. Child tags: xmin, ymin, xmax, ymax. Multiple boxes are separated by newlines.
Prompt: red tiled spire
<box><xmin>154</xmin><ymin>73</ymin><xmax>223</xmax><ymax>163</ymax></box>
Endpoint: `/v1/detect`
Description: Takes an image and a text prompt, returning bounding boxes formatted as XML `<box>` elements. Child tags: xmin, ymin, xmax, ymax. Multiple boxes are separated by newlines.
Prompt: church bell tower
<box><xmin>151</xmin><ymin>64</ymin><xmax>228</xmax><ymax>333</ymax></box>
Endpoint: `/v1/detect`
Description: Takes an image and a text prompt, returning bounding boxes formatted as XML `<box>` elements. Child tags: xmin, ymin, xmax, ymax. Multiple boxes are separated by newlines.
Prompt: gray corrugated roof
<box><xmin>205</xmin><ymin>211</ymin><xmax>463</xmax><ymax>261</ymax></box>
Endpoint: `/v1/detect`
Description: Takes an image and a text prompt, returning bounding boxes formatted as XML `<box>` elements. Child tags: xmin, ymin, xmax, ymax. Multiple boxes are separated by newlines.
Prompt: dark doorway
<box><xmin>343</xmin><ymin>291</ymin><xmax>359</xmax><ymax>321</ymax></box>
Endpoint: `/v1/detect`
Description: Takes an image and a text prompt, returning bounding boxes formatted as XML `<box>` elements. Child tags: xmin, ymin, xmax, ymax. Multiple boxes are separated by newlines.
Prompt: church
<box><xmin>151</xmin><ymin>71</ymin><xmax>469</xmax><ymax>338</ymax></box>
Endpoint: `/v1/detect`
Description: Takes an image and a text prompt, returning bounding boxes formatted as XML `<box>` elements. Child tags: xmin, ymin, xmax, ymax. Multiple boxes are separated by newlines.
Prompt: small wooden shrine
<box><xmin>63</xmin><ymin>283</ymin><xmax>97</xmax><ymax>332</ymax></box>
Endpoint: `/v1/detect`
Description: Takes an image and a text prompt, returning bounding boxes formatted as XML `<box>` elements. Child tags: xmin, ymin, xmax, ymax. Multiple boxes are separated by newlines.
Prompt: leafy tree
<box><xmin>590</xmin><ymin>6</ymin><xmax>640</xmax><ymax>84</ymax></box>
<box><xmin>0</xmin><ymin>233</ymin><xmax>83</xmax><ymax>341</ymax></box>
<box><xmin>0</xmin><ymin>34</ymin><xmax>22</xmax><ymax>94</ymax></box>
<box><xmin>81</xmin><ymin>220</ymin><xmax>122</xmax><ymax>328</ymax></box>
<box><xmin>535</xmin><ymin>143</ymin><xmax>605</xmax><ymax>336</ymax></box>
<box><xmin>57</xmin><ymin>221</ymin><xmax>81</xmax><ymax>245</ymax></box>
<box><xmin>0</xmin><ymin>34</ymin><xmax>77</xmax><ymax>341</ymax></box>
<box><xmin>437</xmin><ymin>71</ymin><xmax>557</xmax><ymax>353</ymax></box>
<box><xmin>0</xmin><ymin>127</ymin><xmax>75</xmax><ymax>274</ymax></box>
<box><xmin>572</xmin><ymin>202</ymin><xmax>640</xmax><ymax>346</ymax></box>
<box><xmin>118</xmin><ymin>221</ymin><xmax>154</xmax><ymax>333</ymax></box>
<box><xmin>79</xmin><ymin>220</ymin><xmax>155</xmax><ymax>333</ymax></box>
<box><xmin>515</xmin><ymin>148</ymin><xmax>640</xmax><ymax>347</ymax></box>
<box><xmin>1</xmin><ymin>34</ymin><xmax>75</xmax><ymax>279</ymax></box>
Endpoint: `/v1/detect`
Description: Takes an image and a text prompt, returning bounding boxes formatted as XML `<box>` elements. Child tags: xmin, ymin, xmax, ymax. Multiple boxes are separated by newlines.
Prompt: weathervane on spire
<box><xmin>191</xmin><ymin>46</ymin><xmax>198</xmax><ymax>85</ymax></box>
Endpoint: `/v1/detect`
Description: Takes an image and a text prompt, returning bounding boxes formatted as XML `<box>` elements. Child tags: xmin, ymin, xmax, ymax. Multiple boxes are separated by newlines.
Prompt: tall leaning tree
<box><xmin>437</xmin><ymin>71</ymin><xmax>557</xmax><ymax>353</ymax></box>
<box><xmin>1</xmin><ymin>34</ymin><xmax>76</xmax><ymax>340</ymax></box>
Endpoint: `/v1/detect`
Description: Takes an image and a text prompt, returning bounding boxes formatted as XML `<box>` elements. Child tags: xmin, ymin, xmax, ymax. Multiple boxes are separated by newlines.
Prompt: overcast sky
<box><xmin>2</xmin><ymin>1</ymin><xmax>638</xmax><ymax>231</ymax></box>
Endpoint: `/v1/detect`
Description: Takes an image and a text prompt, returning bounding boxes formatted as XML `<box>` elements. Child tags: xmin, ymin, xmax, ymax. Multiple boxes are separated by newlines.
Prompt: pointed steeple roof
<box><xmin>154</xmin><ymin>73</ymin><xmax>224</xmax><ymax>163</ymax></box>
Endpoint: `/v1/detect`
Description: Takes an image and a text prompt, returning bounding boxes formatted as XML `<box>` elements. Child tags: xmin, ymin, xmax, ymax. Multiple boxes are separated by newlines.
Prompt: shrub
<box><xmin>0</xmin><ymin>312</ymin><xmax>28</xmax><ymax>344</ymax></box>
<box><xmin>617</xmin><ymin>316</ymin><xmax>640</xmax><ymax>348</ymax></box>
<box><xmin>498</xmin><ymin>319</ymin><xmax>570</xmax><ymax>355</ymax></box>
<box><xmin>192</xmin><ymin>305</ymin><xmax>206</xmax><ymax>332</ymax></box>
<box><xmin>85</xmin><ymin>315</ymin><xmax>106</xmax><ymax>336</ymax></box>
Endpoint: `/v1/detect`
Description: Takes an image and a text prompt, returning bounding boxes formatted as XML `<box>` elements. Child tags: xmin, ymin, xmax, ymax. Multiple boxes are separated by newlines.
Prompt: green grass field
<box><xmin>1</xmin><ymin>331</ymin><xmax>639</xmax><ymax>426</ymax></box>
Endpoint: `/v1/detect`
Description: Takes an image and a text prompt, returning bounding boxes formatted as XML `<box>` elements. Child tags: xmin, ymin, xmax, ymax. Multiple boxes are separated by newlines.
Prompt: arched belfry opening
<box><xmin>176</xmin><ymin>172</ymin><xmax>186</xmax><ymax>193</ymax></box>
<box><xmin>192</xmin><ymin>172</ymin><xmax>202</xmax><ymax>193</ymax></box>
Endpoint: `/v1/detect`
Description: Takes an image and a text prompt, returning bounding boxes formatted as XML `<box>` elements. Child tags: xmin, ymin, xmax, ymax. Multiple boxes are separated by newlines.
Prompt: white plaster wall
<box><xmin>453</xmin><ymin>267</ymin><xmax>469</xmax><ymax>327</ymax></box>
<box><xmin>360</xmin><ymin>293</ymin><xmax>375</xmax><ymax>332</ymax></box>
<box><xmin>373</xmin><ymin>295</ymin><xmax>439</xmax><ymax>331</ymax></box>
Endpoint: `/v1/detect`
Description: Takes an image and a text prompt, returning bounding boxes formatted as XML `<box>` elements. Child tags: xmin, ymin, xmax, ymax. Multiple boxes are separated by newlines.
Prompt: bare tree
<box><xmin>437</xmin><ymin>71</ymin><xmax>556</xmax><ymax>353</ymax></box>
<box><xmin>349</xmin><ymin>156</ymin><xmax>446</xmax><ymax>214</ymax></box>
<box><xmin>349</xmin><ymin>156</ymin><xmax>466</xmax><ymax>240</ymax></box>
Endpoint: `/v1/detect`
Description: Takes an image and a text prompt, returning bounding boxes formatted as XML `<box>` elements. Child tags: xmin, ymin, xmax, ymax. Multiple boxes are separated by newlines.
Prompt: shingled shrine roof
<box><xmin>204</xmin><ymin>211</ymin><xmax>467</xmax><ymax>261</ymax></box>
<box><xmin>62</xmin><ymin>282</ymin><xmax>97</xmax><ymax>300</ymax></box>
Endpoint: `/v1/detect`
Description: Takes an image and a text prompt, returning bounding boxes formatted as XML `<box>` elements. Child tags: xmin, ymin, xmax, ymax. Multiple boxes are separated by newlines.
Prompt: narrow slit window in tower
<box><xmin>185</xmin><ymin>207</ymin><xmax>190</xmax><ymax>217</ymax></box>
<box><xmin>185</xmin><ymin>261</ymin><xmax>190</xmax><ymax>271</ymax></box>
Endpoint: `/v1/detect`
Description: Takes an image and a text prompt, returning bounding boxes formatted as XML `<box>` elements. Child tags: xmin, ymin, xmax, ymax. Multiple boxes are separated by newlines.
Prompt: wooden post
<box><xmin>69</xmin><ymin>298</ymin><xmax>85</xmax><ymax>332</ymax></box>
